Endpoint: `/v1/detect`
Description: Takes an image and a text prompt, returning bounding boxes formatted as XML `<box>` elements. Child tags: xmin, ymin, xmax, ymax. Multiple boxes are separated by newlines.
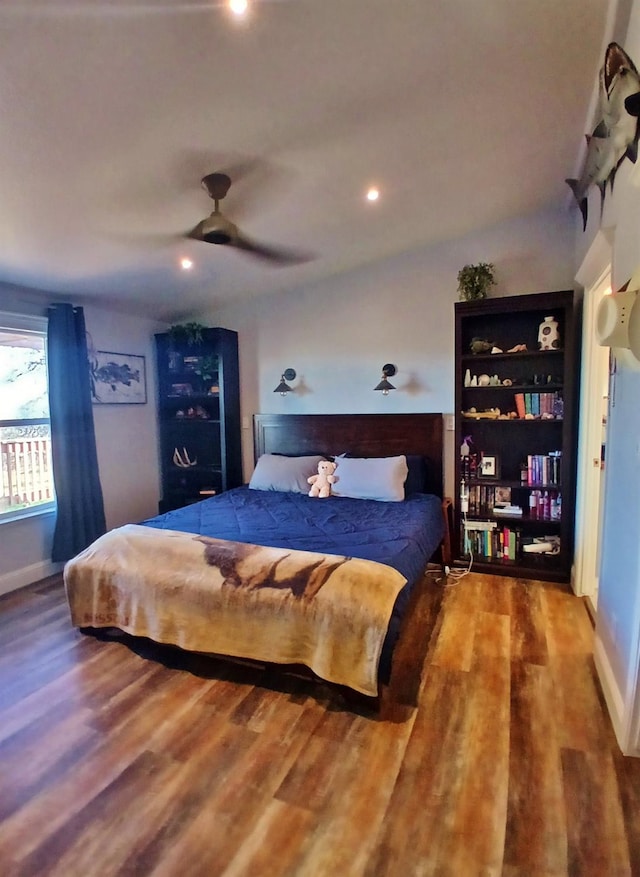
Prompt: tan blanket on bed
<box><xmin>64</xmin><ymin>524</ymin><xmax>408</xmax><ymax>696</ymax></box>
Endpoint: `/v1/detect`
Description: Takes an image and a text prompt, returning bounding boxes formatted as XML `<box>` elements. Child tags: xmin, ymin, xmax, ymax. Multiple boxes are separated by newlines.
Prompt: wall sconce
<box><xmin>274</xmin><ymin>368</ymin><xmax>297</xmax><ymax>395</ymax></box>
<box><xmin>374</xmin><ymin>363</ymin><xmax>397</xmax><ymax>395</ymax></box>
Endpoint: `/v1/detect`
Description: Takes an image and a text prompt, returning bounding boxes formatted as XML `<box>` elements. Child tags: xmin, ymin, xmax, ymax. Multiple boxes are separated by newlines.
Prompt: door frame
<box><xmin>573</xmin><ymin>230</ymin><xmax>613</xmax><ymax>600</ymax></box>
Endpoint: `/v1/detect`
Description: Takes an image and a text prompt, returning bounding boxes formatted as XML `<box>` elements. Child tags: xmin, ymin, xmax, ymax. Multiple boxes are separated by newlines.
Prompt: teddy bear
<box><xmin>307</xmin><ymin>459</ymin><xmax>338</xmax><ymax>498</ymax></box>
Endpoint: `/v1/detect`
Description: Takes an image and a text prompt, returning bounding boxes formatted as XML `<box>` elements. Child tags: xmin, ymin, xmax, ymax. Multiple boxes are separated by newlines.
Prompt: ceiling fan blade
<box><xmin>232</xmin><ymin>233</ymin><xmax>313</xmax><ymax>266</ymax></box>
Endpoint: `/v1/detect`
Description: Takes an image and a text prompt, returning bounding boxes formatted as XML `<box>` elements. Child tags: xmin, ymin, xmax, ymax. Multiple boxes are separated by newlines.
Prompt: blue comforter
<box><xmin>140</xmin><ymin>487</ymin><xmax>444</xmax><ymax>684</ymax></box>
<box><xmin>140</xmin><ymin>487</ymin><xmax>444</xmax><ymax>586</ymax></box>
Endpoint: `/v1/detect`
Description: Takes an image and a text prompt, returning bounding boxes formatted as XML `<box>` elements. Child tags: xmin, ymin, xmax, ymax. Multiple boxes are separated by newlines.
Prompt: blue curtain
<box><xmin>48</xmin><ymin>304</ymin><xmax>106</xmax><ymax>562</ymax></box>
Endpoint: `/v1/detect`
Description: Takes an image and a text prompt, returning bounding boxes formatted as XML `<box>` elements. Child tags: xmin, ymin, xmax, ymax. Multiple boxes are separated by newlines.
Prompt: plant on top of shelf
<box><xmin>167</xmin><ymin>322</ymin><xmax>207</xmax><ymax>347</ymax></box>
<box><xmin>457</xmin><ymin>263</ymin><xmax>496</xmax><ymax>301</ymax></box>
<box><xmin>195</xmin><ymin>354</ymin><xmax>218</xmax><ymax>381</ymax></box>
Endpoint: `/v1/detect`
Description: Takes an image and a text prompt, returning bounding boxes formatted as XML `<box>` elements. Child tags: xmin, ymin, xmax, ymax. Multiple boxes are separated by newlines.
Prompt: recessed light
<box><xmin>366</xmin><ymin>187</ymin><xmax>380</xmax><ymax>202</ymax></box>
<box><xmin>180</xmin><ymin>258</ymin><xmax>193</xmax><ymax>271</ymax></box>
<box><xmin>229</xmin><ymin>0</ymin><xmax>248</xmax><ymax>15</ymax></box>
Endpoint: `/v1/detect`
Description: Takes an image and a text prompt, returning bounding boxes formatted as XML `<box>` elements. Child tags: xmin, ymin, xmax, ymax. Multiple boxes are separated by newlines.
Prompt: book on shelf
<box><xmin>461</xmin><ymin>521</ymin><xmax>522</xmax><ymax>560</ymax></box>
<box><xmin>526</xmin><ymin>452</ymin><xmax>562</xmax><ymax>486</ymax></box>
<box><xmin>492</xmin><ymin>505</ymin><xmax>523</xmax><ymax>516</ymax></box>
<box><xmin>467</xmin><ymin>484</ymin><xmax>516</xmax><ymax>515</ymax></box>
<box><xmin>513</xmin><ymin>391</ymin><xmax>563</xmax><ymax>420</ymax></box>
<box><xmin>463</xmin><ymin>519</ymin><xmax>497</xmax><ymax>531</ymax></box>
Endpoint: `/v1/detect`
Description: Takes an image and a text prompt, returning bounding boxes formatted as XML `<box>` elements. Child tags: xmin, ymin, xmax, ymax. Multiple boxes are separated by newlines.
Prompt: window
<box><xmin>0</xmin><ymin>313</ymin><xmax>54</xmax><ymax>522</ymax></box>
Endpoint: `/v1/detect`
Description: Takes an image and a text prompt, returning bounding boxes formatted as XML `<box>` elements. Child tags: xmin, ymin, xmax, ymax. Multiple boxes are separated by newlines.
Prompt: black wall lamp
<box><xmin>374</xmin><ymin>363</ymin><xmax>397</xmax><ymax>395</ymax></box>
<box><xmin>274</xmin><ymin>368</ymin><xmax>297</xmax><ymax>395</ymax></box>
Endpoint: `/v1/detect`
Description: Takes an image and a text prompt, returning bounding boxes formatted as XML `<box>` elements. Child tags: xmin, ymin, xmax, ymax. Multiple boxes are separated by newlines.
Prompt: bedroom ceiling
<box><xmin>1</xmin><ymin>0</ymin><xmax>609</xmax><ymax>320</ymax></box>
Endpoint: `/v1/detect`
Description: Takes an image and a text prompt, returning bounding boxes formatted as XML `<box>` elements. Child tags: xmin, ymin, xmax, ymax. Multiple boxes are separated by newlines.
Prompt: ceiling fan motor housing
<box><xmin>201</xmin><ymin>211</ymin><xmax>238</xmax><ymax>245</ymax></box>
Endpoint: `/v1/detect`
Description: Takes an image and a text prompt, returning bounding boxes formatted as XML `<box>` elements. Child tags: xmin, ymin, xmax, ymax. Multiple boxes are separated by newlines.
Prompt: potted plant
<box><xmin>457</xmin><ymin>263</ymin><xmax>496</xmax><ymax>301</ymax></box>
<box><xmin>167</xmin><ymin>322</ymin><xmax>206</xmax><ymax>348</ymax></box>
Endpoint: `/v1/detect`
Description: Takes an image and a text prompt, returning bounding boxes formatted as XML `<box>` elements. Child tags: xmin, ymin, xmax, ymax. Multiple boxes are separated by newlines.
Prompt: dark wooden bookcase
<box><xmin>454</xmin><ymin>290</ymin><xmax>580</xmax><ymax>582</ymax></box>
<box><xmin>155</xmin><ymin>327</ymin><xmax>242</xmax><ymax>513</ymax></box>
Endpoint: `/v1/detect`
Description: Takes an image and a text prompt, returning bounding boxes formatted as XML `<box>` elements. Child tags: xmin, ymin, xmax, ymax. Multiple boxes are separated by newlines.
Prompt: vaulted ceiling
<box><xmin>2</xmin><ymin>0</ymin><xmax>609</xmax><ymax>319</ymax></box>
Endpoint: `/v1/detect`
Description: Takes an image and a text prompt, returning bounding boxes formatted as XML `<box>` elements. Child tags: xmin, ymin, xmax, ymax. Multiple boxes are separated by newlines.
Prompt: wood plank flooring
<box><xmin>1</xmin><ymin>570</ymin><xmax>639</xmax><ymax>877</ymax></box>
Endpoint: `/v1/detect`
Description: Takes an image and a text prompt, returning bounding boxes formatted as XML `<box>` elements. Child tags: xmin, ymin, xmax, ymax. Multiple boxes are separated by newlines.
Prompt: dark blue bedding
<box><xmin>141</xmin><ymin>487</ymin><xmax>443</xmax><ymax>583</ymax></box>
<box><xmin>140</xmin><ymin>487</ymin><xmax>444</xmax><ymax>685</ymax></box>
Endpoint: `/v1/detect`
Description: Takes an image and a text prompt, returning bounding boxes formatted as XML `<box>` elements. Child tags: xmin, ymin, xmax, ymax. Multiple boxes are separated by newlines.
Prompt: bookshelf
<box><xmin>454</xmin><ymin>290</ymin><xmax>580</xmax><ymax>582</ymax></box>
<box><xmin>155</xmin><ymin>327</ymin><xmax>242</xmax><ymax>513</ymax></box>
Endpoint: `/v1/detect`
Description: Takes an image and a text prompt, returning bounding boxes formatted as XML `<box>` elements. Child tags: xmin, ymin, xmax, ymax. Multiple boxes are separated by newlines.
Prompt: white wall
<box><xmin>196</xmin><ymin>206</ymin><xmax>576</xmax><ymax>498</ymax></box>
<box><xmin>573</xmin><ymin>0</ymin><xmax>640</xmax><ymax>754</ymax></box>
<box><xmin>0</xmin><ymin>286</ymin><xmax>164</xmax><ymax>594</ymax></box>
<box><xmin>0</xmin><ymin>205</ymin><xmax>577</xmax><ymax>594</ymax></box>
<box><xmin>84</xmin><ymin>303</ymin><xmax>164</xmax><ymax>531</ymax></box>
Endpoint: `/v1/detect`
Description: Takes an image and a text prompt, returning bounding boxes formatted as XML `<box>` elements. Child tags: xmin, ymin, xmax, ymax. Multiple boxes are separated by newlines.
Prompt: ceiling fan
<box><xmin>185</xmin><ymin>172</ymin><xmax>311</xmax><ymax>266</ymax></box>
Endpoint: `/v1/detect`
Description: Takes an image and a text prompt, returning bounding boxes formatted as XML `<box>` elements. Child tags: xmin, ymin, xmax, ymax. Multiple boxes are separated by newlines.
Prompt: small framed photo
<box><xmin>479</xmin><ymin>454</ymin><xmax>500</xmax><ymax>478</ymax></box>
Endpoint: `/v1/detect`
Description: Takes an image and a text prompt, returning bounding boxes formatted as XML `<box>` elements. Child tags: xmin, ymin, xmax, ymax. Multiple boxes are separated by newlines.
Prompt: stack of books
<box><xmin>492</xmin><ymin>504</ymin><xmax>523</xmax><ymax>516</ymax></box>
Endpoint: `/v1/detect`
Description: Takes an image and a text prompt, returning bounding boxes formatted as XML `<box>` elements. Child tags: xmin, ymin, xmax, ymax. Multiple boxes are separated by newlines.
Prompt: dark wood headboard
<box><xmin>253</xmin><ymin>413</ymin><xmax>443</xmax><ymax>497</ymax></box>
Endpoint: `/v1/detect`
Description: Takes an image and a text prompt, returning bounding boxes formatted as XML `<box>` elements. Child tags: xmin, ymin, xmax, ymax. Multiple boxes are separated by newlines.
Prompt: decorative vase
<box><xmin>538</xmin><ymin>315</ymin><xmax>560</xmax><ymax>350</ymax></box>
<box><xmin>168</xmin><ymin>350</ymin><xmax>182</xmax><ymax>372</ymax></box>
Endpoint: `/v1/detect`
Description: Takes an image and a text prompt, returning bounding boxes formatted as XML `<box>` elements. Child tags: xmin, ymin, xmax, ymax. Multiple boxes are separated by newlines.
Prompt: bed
<box><xmin>64</xmin><ymin>413</ymin><xmax>449</xmax><ymax>701</ymax></box>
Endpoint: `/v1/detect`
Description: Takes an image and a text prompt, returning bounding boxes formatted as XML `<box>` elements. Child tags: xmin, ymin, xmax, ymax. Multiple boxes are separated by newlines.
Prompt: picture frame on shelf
<box><xmin>494</xmin><ymin>485</ymin><xmax>512</xmax><ymax>506</ymax></box>
<box><xmin>90</xmin><ymin>351</ymin><xmax>147</xmax><ymax>405</ymax></box>
<box><xmin>479</xmin><ymin>454</ymin><xmax>500</xmax><ymax>478</ymax></box>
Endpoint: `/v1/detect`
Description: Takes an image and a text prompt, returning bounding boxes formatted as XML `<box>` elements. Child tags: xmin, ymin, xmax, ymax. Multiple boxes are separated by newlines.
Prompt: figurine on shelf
<box><xmin>173</xmin><ymin>447</ymin><xmax>197</xmax><ymax>468</ymax></box>
<box><xmin>470</xmin><ymin>338</ymin><xmax>493</xmax><ymax>354</ymax></box>
<box><xmin>538</xmin><ymin>315</ymin><xmax>560</xmax><ymax>350</ymax></box>
<box><xmin>507</xmin><ymin>343</ymin><xmax>528</xmax><ymax>353</ymax></box>
<box><xmin>461</xmin><ymin>407</ymin><xmax>501</xmax><ymax>419</ymax></box>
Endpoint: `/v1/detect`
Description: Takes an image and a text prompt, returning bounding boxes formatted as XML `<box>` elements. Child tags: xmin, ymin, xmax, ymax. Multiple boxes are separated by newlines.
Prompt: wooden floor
<box><xmin>1</xmin><ymin>571</ymin><xmax>639</xmax><ymax>877</ymax></box>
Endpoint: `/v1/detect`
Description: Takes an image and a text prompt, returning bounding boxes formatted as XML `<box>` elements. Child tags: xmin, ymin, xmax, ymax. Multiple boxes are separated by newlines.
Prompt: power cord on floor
<box><xmin>433</xmin><ymin>554</ymin><xmax>473</xmax><ymax>585</ymax></box>
<box><xmin>432</xmin><ymin>511</ymin><xmax>473</xmax><ymax>585</ymax></box>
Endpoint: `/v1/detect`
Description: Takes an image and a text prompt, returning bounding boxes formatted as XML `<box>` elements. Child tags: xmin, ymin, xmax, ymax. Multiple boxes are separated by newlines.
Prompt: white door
<box><xmin>573</xmin><ymin>269</ymin><xmax>611</xmax><ymax>608</ymax></box>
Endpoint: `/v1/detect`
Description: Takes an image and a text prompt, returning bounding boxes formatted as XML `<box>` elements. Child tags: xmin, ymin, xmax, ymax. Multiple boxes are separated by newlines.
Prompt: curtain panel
<box><xmin>48</xmin><ymin>304</ymin><xmax>106</xmax><ymax>562</ymax></box>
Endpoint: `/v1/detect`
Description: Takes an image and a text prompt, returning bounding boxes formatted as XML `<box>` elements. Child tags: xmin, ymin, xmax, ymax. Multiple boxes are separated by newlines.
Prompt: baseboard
<box><xmin>0</xmin><ymin>560</ymin><xmax>64</xmax><ymax>597</ymax></box>
<box><xmin>594</xmin><ymin>634</ymin><xmax>639</xmax><ymax>757</ymax></box>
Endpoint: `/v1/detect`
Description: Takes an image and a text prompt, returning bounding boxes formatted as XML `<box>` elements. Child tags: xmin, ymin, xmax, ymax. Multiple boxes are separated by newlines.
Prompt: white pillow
<box><xmin>248</xmin><ymin>454</ymin><xmax>325</xmax><ymax>493</ymax></box>
<box><xmin>332</xmin><ymin>455</ymin><xmax>408</xmax><ymax>502</ymax></box>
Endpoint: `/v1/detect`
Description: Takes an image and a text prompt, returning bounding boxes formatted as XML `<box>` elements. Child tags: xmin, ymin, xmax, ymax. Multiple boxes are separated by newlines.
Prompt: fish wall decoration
<box><xmin>566</xmin><ymin>42</ymin><xmax>640</xmax><ymax>231</ymax></box>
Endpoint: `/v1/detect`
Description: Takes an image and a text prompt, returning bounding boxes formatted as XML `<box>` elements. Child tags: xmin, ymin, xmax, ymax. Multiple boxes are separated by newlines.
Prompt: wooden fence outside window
<box><xmin>0</xmin><ymin>424</ymin><xmax>54</xmax><ymax>513</ymax></box>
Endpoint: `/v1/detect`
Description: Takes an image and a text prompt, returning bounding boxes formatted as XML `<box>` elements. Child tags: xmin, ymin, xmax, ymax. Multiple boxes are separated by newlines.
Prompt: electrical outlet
<box><xmin>444</xmin><ymin>414</ymin><xmax>455</xmax><ymax>431</ymax></box>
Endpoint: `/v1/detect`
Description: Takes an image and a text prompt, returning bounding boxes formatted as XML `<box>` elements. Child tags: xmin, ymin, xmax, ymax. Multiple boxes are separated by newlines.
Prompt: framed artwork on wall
<box><xmin>90</xmin><ymin>351</ymin><xmax>147</xmax><ymax>404</ymax></box>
